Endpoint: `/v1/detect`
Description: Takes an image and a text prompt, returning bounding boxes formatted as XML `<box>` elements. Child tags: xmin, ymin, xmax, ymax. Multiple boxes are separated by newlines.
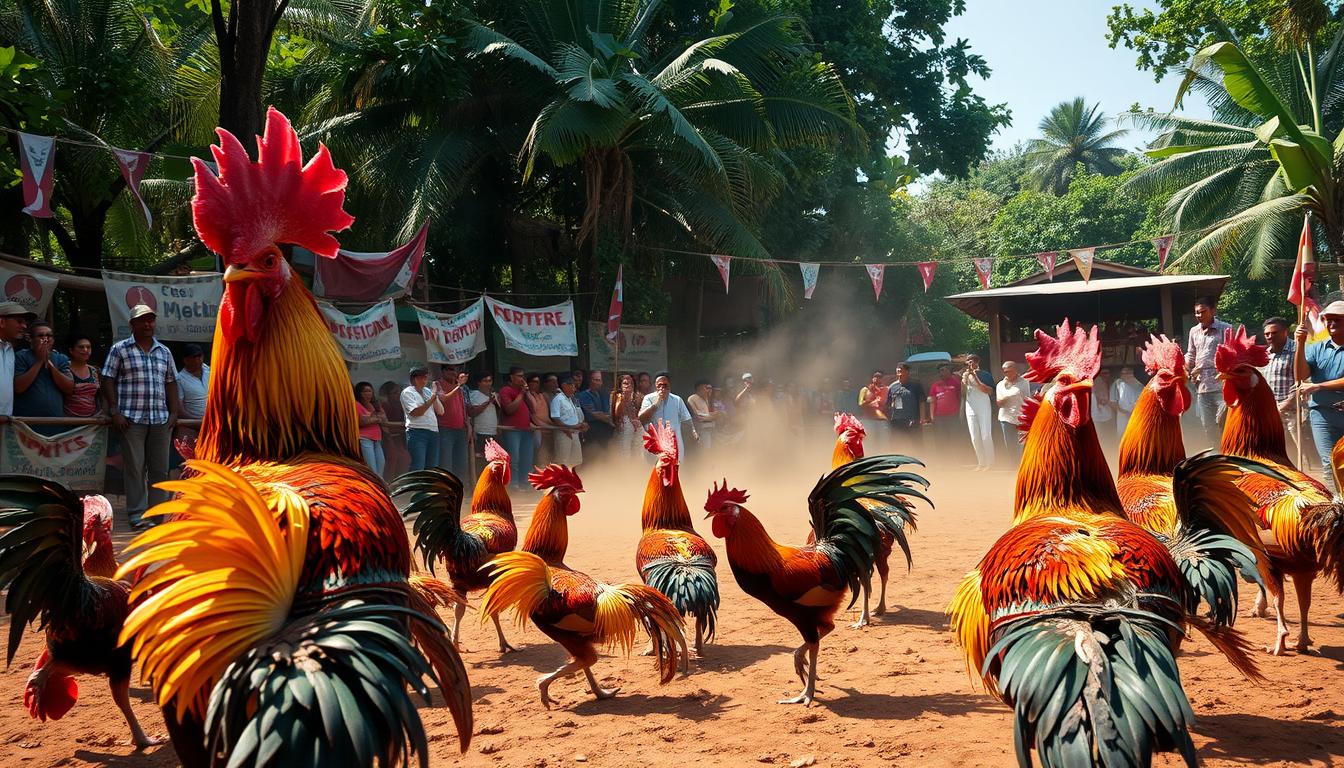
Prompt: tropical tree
<box><xmin>1023</xmin><ymin>98</ymin><xmax>1129</xmax><ymax>194</ymax></box>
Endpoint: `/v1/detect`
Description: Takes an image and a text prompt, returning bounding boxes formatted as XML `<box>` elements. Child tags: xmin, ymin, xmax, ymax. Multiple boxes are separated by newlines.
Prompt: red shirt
<box><xmin>497</xmin><ymin>385</ymin><xmax>532</xmax><ymax>430</ymax></box>
<box><xmin>355</xmin><ymin>401</ymin><xmax>382</xmax><ymax>441</ymax></box>
<box><xmin>437</xmin><ymin>388</ymin><xmax>466</xmax><ymax>430</ymax></box>
<box><xmin>928</xmin><ymin>376</ymin><xmax>962</xmax><ymax>418</ymax></box>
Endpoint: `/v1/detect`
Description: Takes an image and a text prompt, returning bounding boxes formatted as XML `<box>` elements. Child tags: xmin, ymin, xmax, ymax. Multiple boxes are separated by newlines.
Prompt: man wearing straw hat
<box><xmin>1295</xmin><ymin>300</ymin><xmax>1344</xmax><ymax>490</ymax></box>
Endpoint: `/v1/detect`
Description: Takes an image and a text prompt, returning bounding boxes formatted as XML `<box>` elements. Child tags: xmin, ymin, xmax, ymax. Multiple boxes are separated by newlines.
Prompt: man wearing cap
<box><xmin>102</xmin><ymin>304</ymin><xmax>178</xmax><ymax>529</ymax></box>
<box><xmin>0</xmin><ymin>301</ymin><xmax>31</xmax><ymax>421</ymax></box>
<box><xmin>1185</xmin><ymin>295</ymin><xmax>1232</xmax><ymax>449</ymax></box>
<box><xmin>176</xmin><ymin>344</ymin><xmax>210</xmax><ymax>421</ymax></box>
<box><xmin>13</xmin><ymin>318</ymin><xmax>73</xmax><ymax>435</ymax></box>
<box><xmin>1295</xmin><ymin>301</ymin><xmax>1344</xmax><ymax>490</ymax></box>
<box><xmin>401</xmin><ymin>365</ymin><xmax>443</xmax><ymax>472</ymax></box>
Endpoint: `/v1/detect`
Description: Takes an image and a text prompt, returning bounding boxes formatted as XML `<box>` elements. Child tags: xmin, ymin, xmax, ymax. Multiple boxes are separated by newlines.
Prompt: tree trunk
<box><xmin>214</xmin><ymin>0</ymin><xmax>289</xmax><ymax>146</ymax></box>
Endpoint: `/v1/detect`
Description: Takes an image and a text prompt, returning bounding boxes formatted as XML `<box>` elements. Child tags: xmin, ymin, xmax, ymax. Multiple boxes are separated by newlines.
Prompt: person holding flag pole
<box><xmin>1291</xmin><ymin>212</ymin><xmax>1344</xmax><ymax>489</ymax></box>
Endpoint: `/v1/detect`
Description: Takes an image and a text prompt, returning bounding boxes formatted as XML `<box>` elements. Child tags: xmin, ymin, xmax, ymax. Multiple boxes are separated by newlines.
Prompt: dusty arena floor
<box><xmin>1</xmin><ymin>447</ymin><xmax>1342</xmax><ymax>767</ymax></box>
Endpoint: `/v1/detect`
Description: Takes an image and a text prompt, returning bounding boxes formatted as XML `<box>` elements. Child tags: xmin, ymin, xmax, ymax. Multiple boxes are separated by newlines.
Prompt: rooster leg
<box><xmin>451</xmin><ymin>601</ymin><xmax>467</xmax><ymax>651</ymax></box>
<box><xmin>537</xmin><ymin>660</ymin><xmax>583</xmax><ymax>709</ymax></box>
<box><xmin>1251</xmin><ymin>586</ymin><xmax>1268</xmax><ymax>618</ymax></box>
<box><xmin>1291</xmin><ymin>574</ymin><xmax>1314</xmax><ymax>652</ymax></box>
<box><xmin>791</xmin><ymin>644</ymin><xmax>808</xmax><ymax>685</ymax></box>
<box><xmin>491</xmin><ymin>615</ymin><xmax>518</xmax><ymax>654</ymax></box>
<box><xmin>1268</xmin><ymin>574</ymin><xmax>1291</xmax><ymax>656</ymax></box>
<box><xmin>110</xmin><ymin>677</ymin><xmax>163</xmax><ymax>749</ymax></box>
<box><xmin>778</xmin><ymin>643</ymin><xmax>819</xmax><ymax>706</ymax></box>
<box><xmin>850</xmin><ymin>579</ymin><xmax>872</xmax><ymax>628</ymax></box>
<box><xmin>693</xmin><ymin>616</ymin><xmax>706</xmax><ymax>658</ymax></box>
<box><xmin>24</xmin><ymin>657</ymin><xmax>53</xmax><ymax>721</ymax></box>
<box><xmin>582</xmin><ymin>667</ymin><xmax>620</xmax><ymax>701</ymax></box>
<box><xmin>873</xmin><ymin>571</ymin><xmax>889</xmax><ymax>617</ymax></box>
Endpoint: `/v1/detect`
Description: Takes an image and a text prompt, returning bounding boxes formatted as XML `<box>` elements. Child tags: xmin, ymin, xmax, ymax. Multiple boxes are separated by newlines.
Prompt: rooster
<box><xmin>948</xmin><ymin>321</ymin><xmax>1272</xmax><ymax>768</ymax></box>
<box><xmin>1215</xmin><ymin>325</ymin><xmax>1344</xmax><ymax>655</ymax></box>
<box><xmin>0</xmin><ymin>487</ymin><xmax>160</xmax><ymax>749</ymax></box>
<box><xmin>703</xmin><ymin>454</ymin><xmax>928</xmax><ymax>705</ymax></box>
<box><xmin>393</xmin><ymin>439</ymin><xmax>518</xmax><ymax>653</ymax></box>
<box><xmin>636</xmin><ymin>422</ymin><xmax>719</xmax><ymax>656</ymax></box>
<box><xmin>481</xmin><ymin>464</ymin><xmax>687</xmax><ymax>708</ymax></box>
<box><xmin>113</xmin><ymin>108</ymin><xmax>471</xmax><ymax>767</ymax></box>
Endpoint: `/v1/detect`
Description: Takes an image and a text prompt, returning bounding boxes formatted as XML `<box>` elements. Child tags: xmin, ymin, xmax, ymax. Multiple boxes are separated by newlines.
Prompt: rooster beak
<box><xmin>224</xmin><ymin>265</ymin><xmax>261</xmax><ymax>283</ymax></box>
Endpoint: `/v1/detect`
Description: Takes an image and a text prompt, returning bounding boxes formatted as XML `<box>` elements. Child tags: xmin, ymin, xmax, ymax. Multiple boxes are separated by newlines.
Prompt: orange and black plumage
<box><xmin>636</xmin><ymin>422</ymin><xmax>720</xmax><ymax>655</ymax></box>
<box><xmin>112</xmin><ymin>108</ymin><xmax>470</xmax><ymax>767</ymax></box>
<box><xmin>481</xmin><ymin>465</ymin><xmax>687</xmax><ymax>708</ymax></box>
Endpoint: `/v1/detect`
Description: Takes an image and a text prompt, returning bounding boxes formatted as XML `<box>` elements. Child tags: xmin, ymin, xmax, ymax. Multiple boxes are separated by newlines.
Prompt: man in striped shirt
<box><xmin>1261</xmin><ymin>317</ymin><xmax>1305</xmax><ymax>467</ymax></box>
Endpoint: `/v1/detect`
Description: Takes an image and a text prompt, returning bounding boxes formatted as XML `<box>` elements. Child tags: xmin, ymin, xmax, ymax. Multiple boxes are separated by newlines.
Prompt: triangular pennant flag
<box><xmin>113</xmin><ymin>148</ymin><xmax>153</xmax><ymax>229</ymax></box>
<box><xmin>973</xmin><ymin>257</ymin><xmax>993</xmax><ymax>290</ymax></box>
<box><xmin>710</xmin><ymin>254</ymin><xmax>731</xmax><ymax>293</ymax></box>
<box><xmin>865</xmin><ymin>264</ymin><xmax>885</xmax><ymax>301</ymax></box>
<box><xmin>18</xmin><ymin>133</ymin><xmax>55</xmax><ymax>218</ymax></box>
<box><xmin>916</xmin><ymin>261</ymin><xmax>937</xmax><ymax>293</ymax></box>
<box><xmin>1288</xmin><ymin>213</ymin><xmax>1325</xmax><ymax>341</ymax></box>
<box><xmin>606</xmin><ymin>263</ymin><xmax>624</xmax><ymax>341</ymax></box>
<box><xmin>1035</xmin><ymin>251</ymin><xmax>1057</xmax><ymax>280</ymax></box>
<box><xmin>1153</xmin><ymin>235</ymin><xmax>1174</xmax><ymax>271</ymax></box>
<box><xmin>799</xmin><ymin>262</ymin><xmax>819</xmax><ymax>299</ymax></box>
<box><xmin>1070</xmin><ymin>247</ymin><xmax>1095</xmax><ymax>282</ymax></box>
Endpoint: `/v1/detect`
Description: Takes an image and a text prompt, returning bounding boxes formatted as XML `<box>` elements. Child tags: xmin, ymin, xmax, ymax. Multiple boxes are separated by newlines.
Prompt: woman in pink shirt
<box><xmin>354</xmin><ymin>381</ymin><xmax>387</xmax><ymax>476</ymax></box>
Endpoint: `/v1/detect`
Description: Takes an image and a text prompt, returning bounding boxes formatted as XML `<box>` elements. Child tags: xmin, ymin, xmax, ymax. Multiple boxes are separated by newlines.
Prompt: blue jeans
<box><xmin>998</xmin><ymin>420</ymin><xmax>1021</xmax><ymax>465</ymax></box>
<box><xmin>500</xmin><ymin>428</ymin><xmax>535</xmax><ymax>488</ymax></box>
<box><xmin>438</xmin><ymin>428</ymin><xmax>469</xmax><ymax>482</ymax></box>
<box><xmin>1195</xmin><ymin>390</ymin><xmax>1223</xmax><ymax>449</ymax></box>
<box><xmin>1308</xmin><ymin>407</ymin><xmax>1344</xmax><ymax>492</ymax></box>
<box><xmin>359</xmin><ymin>437</ymin><xmax>385</xmax><ymax>477</ymax></box>
<box><xmin>406</xmin><ymin>428</ymin><xmax>440</xmax><ymax>472</ymax></box>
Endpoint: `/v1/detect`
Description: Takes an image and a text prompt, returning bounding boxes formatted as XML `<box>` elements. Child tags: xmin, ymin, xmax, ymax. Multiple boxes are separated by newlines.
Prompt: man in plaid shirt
<box><xmin>102</xmin><ymin>304</ymin><xmax>178</xmax><ymax>529</ymax></box>
<box><xmin>1262</xmin><ymin>317</ymin><xmax>1307</xmax><ymax>467</ymax></box>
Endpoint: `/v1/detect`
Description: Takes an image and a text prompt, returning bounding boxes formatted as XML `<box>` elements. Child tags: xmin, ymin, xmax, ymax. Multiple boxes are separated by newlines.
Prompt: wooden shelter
<box><xmin>945</xmin><ymin>259</ymin><xmax>1228</xmax><ymax>373</ymax></box>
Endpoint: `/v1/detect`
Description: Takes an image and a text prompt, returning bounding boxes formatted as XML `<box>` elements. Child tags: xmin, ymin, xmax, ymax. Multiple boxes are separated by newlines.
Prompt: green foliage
<box><xmin>1023</xmin><ymin>98</ymin><xmax>1129</xmax><ymax>194</ymax></box>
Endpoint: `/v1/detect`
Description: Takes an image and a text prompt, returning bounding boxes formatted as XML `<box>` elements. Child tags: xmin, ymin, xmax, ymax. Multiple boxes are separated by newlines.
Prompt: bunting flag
<box><xmin>606</xmin><ymin>263</ymin><xmax>624</xmax><ymax>341</ymax></box>
<box><xmin>799</xmin><ymin>262</ymin><xmax>819</xmax><ymax>299</ymax></box>
<box><xmin>113</xmin><ymin>148</ymin><xmax>153</xmax><ymax>228</ymax></box>
<box><xmin>1153</xmin><ymin>235</ymin><xmax>1174</xmax><ymax>272</ymax></box>
<box><xmin>916</xmin><ymin>261</ymin><xmax>937</xmax><ymax>293</ymax></box>
<box><xmin>1288</xmin><ymin>213</ymin><xmax>1326</xmax><ymax>342</ymax></box>
<box><xmin>312</xmin><ymin>222</ymin><xmax>428</xmax><ymax>302</ymax></box>
<box><xmin>1070</xmin><ymin>247</ymin><xmax>1095</xmax><ymax>282</ymax></box>
<box><xmin>18</xmin><ymin>133</ymin><xmax>55</xmax><ymax>218</ymax></box>
<box><xmin>865</xmin><ymin>264</ymin><xmax>885</xmax><ymax>300</ymax></box>
<box><xmin>973</xmin><ymin>257</ymin><xmax>993</xmax><ymax>290</ymax></box>
<box><xmin>710</xmin><ymin>254</ymin><xmax>731</xmax><ymax>293</ymax></box>
<box><xmin>1035</xmin><ymin>251</ymin><xmax>1057</xmax><ymax>280</ymax></box>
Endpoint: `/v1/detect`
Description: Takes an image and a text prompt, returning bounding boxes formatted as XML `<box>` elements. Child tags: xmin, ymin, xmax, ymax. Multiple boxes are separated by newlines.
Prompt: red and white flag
<box><xmin>799</xmin><ymin>262</ymin><xmax>819</xmax><ymax>299</ymax></box>
<box><xmin>710</xmin><ymin>254</ymin><xmax>731</xmax><ymax>293</ymax></box>
<box><xmin>606</xmin><ymin>264</ymin><xmax>623</xmax><ymax>341</ymax></box>
<box><xmin>1289</xmin><ymin>213</ymin><xmax>1324</xmax><ymax>340</ymax></box>
<box><xmin>865</xmin><ymin>264</ymin><xmax>885</xmax><ymax>300</ymax></box>
<box><xmin>1070</xmin><ymin>247</ymin><xmax>1095</xmax><ymax>282</ymax></box>
<box><xmin>1152</xmin><ymin>235</ymin><xmax>1174</xmax><ymax>272</ymax></box>
<box><xmin>973</xmin><ymin>257</ymin><xmax>993</xmax><ymax>289</ymax></box>
<box><xmin>916</xmin><ymin>261</ymin><xmax>937</xmax><ymax>293</ymax></box>
<box><xmin>18</xmin><ymin>133</ymin><xmax>54</xmax><ymax>218</ymax></box>
<box><xmin>113</xmin><ymin>148</ymin><xmax>153</xmax><ymax>228</ymax></box>
<box><xmin>1035</xmin><ymin>251</ymin><xmax>1057</xmax><ymax>279</ymax></box>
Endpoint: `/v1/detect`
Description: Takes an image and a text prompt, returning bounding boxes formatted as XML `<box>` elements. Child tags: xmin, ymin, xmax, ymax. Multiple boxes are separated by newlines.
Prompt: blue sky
<box><xmin>944</xmin><ymin>0</ymin><xmax>1212</xmax><ymax>153</ymax></box>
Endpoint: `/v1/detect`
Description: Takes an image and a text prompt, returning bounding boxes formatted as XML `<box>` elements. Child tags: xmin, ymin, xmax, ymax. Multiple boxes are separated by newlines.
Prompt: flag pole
<box><xmin>1296</xmin><ymin>212</ymin><xmax>1310</xmax><ymax>469</ymax></box>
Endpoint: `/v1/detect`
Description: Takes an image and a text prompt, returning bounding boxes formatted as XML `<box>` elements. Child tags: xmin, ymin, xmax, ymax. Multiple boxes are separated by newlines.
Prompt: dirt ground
<box><xmin>1</xmin><ymin>438</ymin><xmax>1342</xmax><ymax>768</ymax></box>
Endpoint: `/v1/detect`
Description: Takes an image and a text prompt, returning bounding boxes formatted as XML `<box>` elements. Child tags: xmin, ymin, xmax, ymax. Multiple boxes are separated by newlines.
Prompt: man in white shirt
<box><xmin>1111</xmin><ymin>366</ymin><xmax>1144</xmax><ymax>439</ymax></box>
<box><xmin>549</xmin><ymin>376</ymin><xmax>588</xmax><ymax>467</ymax></box>
<box><xmin>995</xmin><ymin>361</ymin><xmax>1026</xmax><ymax>465</ymax></box>
<box><xmin>0</xmin><ymin>301</ymin><xmax>31</xmax><ymax>419</ymax></box>
<box><xmin>639</xmin><ymin>371</ymin><xmax>697</xmax><ymax>463</ymax></box>
<box><xmin>176</xmin><ymin>343</ymin><xmax>211</xmax><ymax>420</ymax></box>
<box><xmin>400</xmin><ymin>365</ymin><xmax>443</xmax><ymax>471</ymax></box>
<box><xmin>1185</xmin><ymin>295</ymin><xmax>1232</xmax><ymax>448</ymax></box>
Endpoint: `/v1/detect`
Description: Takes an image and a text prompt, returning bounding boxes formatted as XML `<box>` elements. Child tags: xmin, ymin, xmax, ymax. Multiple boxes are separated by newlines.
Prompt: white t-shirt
<box><xmin>401</xmin><ymin>385</ymin><xmax>442</xmax><ymax>431</ymax></box>
<box><xmin>641</xmin><ymin>392</ymin><xmax>692</xmax><ymax>452</ymax></box>
<box><xmin>1112</xmin><ymin>377</ymin><xmax>1143</xmax><ymax>414</ymax></box>
<box><xmin>0</xmin><ymin>341</ymin><xmax>14</xmax><ymax>417</ymax></box>
<box><xmin>1091</xmin><ymin>377</ymin><xmax>1114</xmax><ymax>422</ymax></box>
<box><xmin>550</xmin><ymin>392</ymin><xmax>582</xmax><ymax>426</ymax></box>
<box><xmin>963</xmin><ymin>370</ymin><xmax>994</xmax><ymax>416</ymax></box>
<box><xmin>995</xmin><ymin>378</ymin><xmax>1026</xmax><ymax>424</ymax></box>
<box><xmin>177</xmin><ymin>364</ymin><xmax>211</xmax><ymax>419</ymax></box>
<box><xmin>468</xmin><ymin>389</ymin><xmax>498</xmax><ymax>435</ymax></box>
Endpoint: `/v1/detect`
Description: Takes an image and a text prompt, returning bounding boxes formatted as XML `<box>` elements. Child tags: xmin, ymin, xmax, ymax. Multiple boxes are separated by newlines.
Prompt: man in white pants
<box><xmin>962</xmin><ymin>354</ymin><xmax>995</xmax><ymax>471</ymax></box>
<box><xmin>549</xmin><ymin>376</ymin><xmax>588</xmax><ymax>467</ymax></box>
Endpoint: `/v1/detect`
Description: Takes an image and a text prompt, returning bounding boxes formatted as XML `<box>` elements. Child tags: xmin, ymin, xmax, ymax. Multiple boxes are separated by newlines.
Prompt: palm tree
<box><xmin>1023</xmin><ymin>98</ymin><xmax>1129</xmax><ymax>194</ymax></box>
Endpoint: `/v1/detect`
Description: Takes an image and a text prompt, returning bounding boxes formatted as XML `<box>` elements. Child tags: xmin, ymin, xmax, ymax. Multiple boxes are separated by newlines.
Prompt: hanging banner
<box><xmin>1035</xmin><ymin>251</ymin><xmax>1057</xmax><ymax>280</ymax></box>
<box><xmin>710</xmin><ymin>254</ymin><xmax>732</xmax><ymax>293</ymax></box>
<box><xmin>103</xmin><ymin>270</ymin><xmax>222</xmax><ymax>342</ymax></box>
<box><xmin>1070</xmin><ymin>248</ymin><xmax>1095</xmax><ymax>282</ymax></box>
<box><xmin>865</xmin><ymin>264</ymin><xmax>885</xmax><ymax>301</ymax></box>
<box><xmin>587</xmin><ymin>322</ymin><xmax>667</xmax><ymax>372</ymax></box>
<box><xmin>317</xmin><ymin>299</ymin><xmax>401</xmax><ymax>363</ymax></box>
<box><xmin>18</xmin><ymin>133</ymin><xmax>55</xmax><ymax>218</ymax></box>
<box><xmin>485</xmin><ymin>297</ymin><xmax>578</xmax><ymax>357</ymax></box>
<box><xmin>348</xmin><ymin>333</ymin><xmax>429</xmax><ymax>386</ymax></box>
<box><xmin>0</xmin><ymin>264</ymin><xmax>59</xmax><ymax>315</ymax></box>
<box><xmin>415</xmin><ymin>299</ymin><xmax>486</xmax><ymax>365</ymax></box>
<box><xmin>606</xmin><ymin>264</ymin><xmax>624</xmax><ymax>341</ymax></box>
<box><xmin>799</xmin><ymin>262</ymin><xmax>819</xmax><ymax>299</ymax></box>
<box><xmin>312</xmin><ymin>222</ymin><xmax>428</xmax><ymax>302</ymax></box>
<box><xmin>973</xmin><ymin>257</ymin><xmax>994</xmax><ymax>290</ymax></box>
<box><xmin>113</xmin><ymin>148</ymin><xmax>153</xmax><ymax>228</ymax></box>
<box><xmin>916</xmin><ymin>261</ymin><xmax>937</xmax><ymax>293</ymax></box>
<box><xmin>0</xmin><ymin>423</ymin><xmax>108</xmax><ymax>491</ymax></box>
<box><xmin>1153</xmin><ymin>236</ymin><xmax>1174</xmax><ymax>272</ymax></box>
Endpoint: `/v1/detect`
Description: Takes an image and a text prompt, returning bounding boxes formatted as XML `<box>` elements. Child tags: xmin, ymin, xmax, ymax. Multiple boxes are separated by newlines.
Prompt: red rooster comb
<box><xmin>1025</xmin><ymin>319</ymin><xmax>1101</xmax><ymax>383</ymax></box>
<box><xmin>1215</xmin><ymin>325</ymin><xmax>1269</xmax><ymax>372</ymax></box>
<box><xmin>642</xmin><ymin>421</ymin><xmax>678</xmax><ymax>461</ymax></box>
<box><xmin>528</xmin><ymin>464</ymin><xmax>583</xmax><ymax>493</ymax></box>
<box><xmin>192</xmin><ymin>107</ymin><xmax>354</xmax><ymax>263</ymax></box>
<box><xmin>484</xmin><ymin>438</ymin><xmax>510</xmax><ymax>467</ymax></box>
<box><xmin>1140</xmin><ymin>334</ymin><xmax>1185</xmax><ymax>376</ymax></box>
<box><xmin>834</xmin><ymin>412</ymin><xmax>865</xmax><ymax>439</ymax></box>
<box><xmin>704</xmin><ymin>480</ymin><xmax>749</xmax><ymax>511</ymax></box>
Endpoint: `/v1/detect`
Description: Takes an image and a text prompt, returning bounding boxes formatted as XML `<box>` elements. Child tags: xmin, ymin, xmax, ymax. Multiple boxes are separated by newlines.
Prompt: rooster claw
<box><xmin>849</xmin><ymin>618</ymin><xmax>870</xmax><ymax>629</ymax></box>
<box><xmin>134</xmin><ymin>736</ymin><xmax>167</xmax><ymax>749</ymax></box>
<box><xmin>778</xmin><ymin>693</ymin><xmax>814</xmax><ymax>706</ymax></box>
<box><xmin>592</xmin><ymin>686</ymin><xmax>620</xmax><ymax>700</ymax></box>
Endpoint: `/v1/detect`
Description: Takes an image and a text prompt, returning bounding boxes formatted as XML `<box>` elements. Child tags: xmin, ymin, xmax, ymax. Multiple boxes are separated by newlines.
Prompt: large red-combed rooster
<box><xmin>0</xmin><ymin>489</ymin><xmax>160</xmax><ymax>748</ymax></box>
<box><xmin>393</xmin><ymin>438</ymin><xmax>518</xmax><ymax>653</ymax></box>
<box><xmin>481</xmin><ymin>465</ymin><xmax>687</xmax><ymax>708</ymax></box>
<box><xmin>112</xmin><ymin>108</ymin><xmax>471</xmax><ymax>767</ymax></box>
<box><xmin>704</xmin><ymin>454</ymin><xmax>927</xmax><ymax>705</ymax></box>
<box><xmin>636</xmin><ymin>422</ymin><xmax>719</xmax><ymax>656</ymax></box>
<box><xmin>948</xmin><ymin>320</ymin><xmax>1272</xmax><ymax>768</ymax></box>
<box><xmin>1215</xmin><ymin>325</ymin><xmax>1344</xmax><ymax>654</ymax></box>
